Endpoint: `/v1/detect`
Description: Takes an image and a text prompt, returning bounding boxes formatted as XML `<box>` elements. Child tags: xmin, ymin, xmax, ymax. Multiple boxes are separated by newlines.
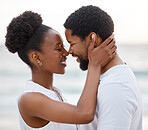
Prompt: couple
<box><xmin>5</xmin><ymin>5</ymin><xmax>142</xmax><ymax>130</ymax></box>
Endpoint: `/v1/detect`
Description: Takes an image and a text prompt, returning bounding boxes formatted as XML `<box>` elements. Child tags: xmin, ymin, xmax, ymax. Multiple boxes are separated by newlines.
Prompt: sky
<box><xmin>0</xmin><ymin>0</ymin><xmax>148</xmax><ymax>45</ymax></box>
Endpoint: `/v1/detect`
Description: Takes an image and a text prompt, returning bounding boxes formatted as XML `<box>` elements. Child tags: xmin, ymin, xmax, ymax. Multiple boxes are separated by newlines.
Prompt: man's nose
<box><xmin>68</xmin><ymin>47</ymin><xmax>73</xmax><ymax>54</ymax></box>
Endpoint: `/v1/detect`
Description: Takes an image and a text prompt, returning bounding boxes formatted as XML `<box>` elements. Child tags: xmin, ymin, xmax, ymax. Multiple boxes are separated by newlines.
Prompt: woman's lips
<box><xmin>60</xmin><ymin>56</ymin><xmax>67</xmax><ymax>66</ymax></box>
<box><xmin>60</xmin><ymin>60</ymin><xmax>67</xmax><ymax>67</ymax></box>
<box><xmin>61</xmin><ymin>61</ymin><xmax>66</xmax><ymax>65</ymax></box>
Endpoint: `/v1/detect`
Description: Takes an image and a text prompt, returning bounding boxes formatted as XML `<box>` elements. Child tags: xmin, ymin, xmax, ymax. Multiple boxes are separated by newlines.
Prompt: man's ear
<box><xmin>89</xmin><ymin>32</ymin><xmax>97</xmax><ymax>47</ymax></box>
<box><xmin>89</xmin><ymin>32</ymin><xmax>103</xmax><ymax>47</ymax></box>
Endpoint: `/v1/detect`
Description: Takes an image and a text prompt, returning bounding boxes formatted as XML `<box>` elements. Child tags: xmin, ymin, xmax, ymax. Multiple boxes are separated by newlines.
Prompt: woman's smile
<box><xmin>60</xmin><ymin>57</ymin><xmax>67</xmax><ymax>67</ymax></box>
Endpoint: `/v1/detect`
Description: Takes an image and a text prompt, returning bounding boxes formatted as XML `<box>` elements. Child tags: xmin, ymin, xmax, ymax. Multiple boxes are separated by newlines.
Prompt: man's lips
<box><xmin>73</xmin><ymin>56</ymin><xmax>80</xmax><ymax>63</ymax></box>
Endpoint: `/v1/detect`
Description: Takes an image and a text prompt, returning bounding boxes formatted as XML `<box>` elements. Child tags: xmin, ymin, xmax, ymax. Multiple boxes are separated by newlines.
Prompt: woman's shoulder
<box><xmin>19</xmin><ymin>92</ymin><xmax>52</xmax><ymax>106</ymax></box>
<box><xmin>18</xmin><ymin>92</ymin><xmax>45</xmax><ymax>107</ymax></box>
<box><xmin>18</xmin><ymin>92</ymin><xmax>53</xmax><ymax>116</ymax></box>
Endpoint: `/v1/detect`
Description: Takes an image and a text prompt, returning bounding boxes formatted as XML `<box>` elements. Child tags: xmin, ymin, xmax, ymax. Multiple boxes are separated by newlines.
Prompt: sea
<box><xmin>0</xmin><ymin>43</ymin><xmax>148</xmax><ymax>129</ymax></box>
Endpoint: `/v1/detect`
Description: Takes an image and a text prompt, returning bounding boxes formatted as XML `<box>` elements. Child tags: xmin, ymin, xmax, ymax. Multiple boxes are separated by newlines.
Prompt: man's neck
<box><xmin>101</xmin><ymin>54</ymin><xmax>125</xmax><ymax>74</ymax></box>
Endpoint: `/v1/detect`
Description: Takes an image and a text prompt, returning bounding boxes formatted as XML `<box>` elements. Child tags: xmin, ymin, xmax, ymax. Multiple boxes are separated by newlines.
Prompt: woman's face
<box><xmin>39</xmin><ymin>29</ymin><xmax>69</xmax><ymax>74</ymax></box>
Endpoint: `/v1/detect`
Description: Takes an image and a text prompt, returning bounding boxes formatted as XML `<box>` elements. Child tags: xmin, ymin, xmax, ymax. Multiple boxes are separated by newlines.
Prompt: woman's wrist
<box><xmin>88</xmin><ymin>63</ymin><xmax>101</xmax><ymax>72</ymax></box>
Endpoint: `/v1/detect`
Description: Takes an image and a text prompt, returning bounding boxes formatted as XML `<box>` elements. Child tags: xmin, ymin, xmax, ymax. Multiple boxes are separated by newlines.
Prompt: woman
<box><xmin>5</xmin><ymin>11</ymin><xmax>116</xmax><ymax>130</ymax></box>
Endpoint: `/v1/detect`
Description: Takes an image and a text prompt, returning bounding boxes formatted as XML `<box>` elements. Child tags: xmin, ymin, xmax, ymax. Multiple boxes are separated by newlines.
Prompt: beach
<box><xmin>0</xmin><ymin>44</ymin><xmax>148</xmax><ymax>129</ymax></box>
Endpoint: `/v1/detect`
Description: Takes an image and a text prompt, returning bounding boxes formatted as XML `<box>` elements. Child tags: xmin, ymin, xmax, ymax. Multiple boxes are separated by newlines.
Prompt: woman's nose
<box><xmin>62</xmin><ymin>48</ymin><xmax>69</xmax><ymax>56</ymax></box>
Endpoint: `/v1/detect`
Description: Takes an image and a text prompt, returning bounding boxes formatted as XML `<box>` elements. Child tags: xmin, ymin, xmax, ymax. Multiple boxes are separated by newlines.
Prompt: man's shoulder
<box><xmin>99</xmin><ymin>64</ymin><xmax>136</xmax><ymax>87</ymax></box>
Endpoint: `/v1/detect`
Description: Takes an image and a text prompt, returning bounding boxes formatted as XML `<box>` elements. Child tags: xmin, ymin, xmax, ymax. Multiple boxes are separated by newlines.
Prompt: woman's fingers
<box><xmin>102</xmin><ymin>34</ymin><xmax>114</xmax><ymax>47</ymax></box>
<box><xmin>105</xmin><ymin>38</ymin><xmax>117</xmax><ymax>57</ymax></box>
<box><xmin>107</xmin><ymin>38</ymin><xmax>116</xmax><ymax>48</ymax></box>
<box><xmin>94</xmin><ymin>34</ymin><xmax>114</xmax><ymax>53</ymax></box>
<box><xmin>112</xmin><ymin>46</ymin><xmax>117</xmax><ymax>54</ymax></box>
<box><xmin>88</xmin><ymin>33</ymin><xmax>117</xmax><ymax>67</ymax></box>
<box><xmin>105</xmin><ymin>44</ymin><xmax>116</xmax><ymax>59</ymax></box>
<box><xmin>110</xmin><ymin>50</ymin><xmax>116</xmax><ymax>58</ymax></box>
<box><xmin>110</xmin><ymin>45</ymin><xmax>117</xmax><ymax>55</ymax></box>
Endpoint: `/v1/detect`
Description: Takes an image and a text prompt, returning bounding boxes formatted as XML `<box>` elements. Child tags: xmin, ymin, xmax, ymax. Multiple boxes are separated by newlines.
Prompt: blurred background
<box><xmin>0</xmin><ymin>0</ymin><xmax>148</xmax><ymax>129</ymax></box>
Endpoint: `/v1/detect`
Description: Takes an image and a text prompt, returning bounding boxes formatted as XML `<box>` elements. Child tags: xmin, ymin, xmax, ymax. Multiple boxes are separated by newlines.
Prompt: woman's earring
<box><xmin>37</xmin><ymin>61</ymin><xmax>42</xmax><ymax>66</ymax></box>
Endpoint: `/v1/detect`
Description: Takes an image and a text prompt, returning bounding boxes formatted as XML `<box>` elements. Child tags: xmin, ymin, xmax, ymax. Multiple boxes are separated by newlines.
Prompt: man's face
<box><xmin>65</xmin><ymin>29</ymin><xmax>89</xmax><ymax>70</ymax></box>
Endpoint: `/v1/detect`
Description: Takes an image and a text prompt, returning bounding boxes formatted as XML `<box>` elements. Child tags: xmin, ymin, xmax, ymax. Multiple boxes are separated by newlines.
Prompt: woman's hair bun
<box><xmin>5</xmin><ymin>11</ymin><xmax>42</xmax><ymax>53</ymax></box>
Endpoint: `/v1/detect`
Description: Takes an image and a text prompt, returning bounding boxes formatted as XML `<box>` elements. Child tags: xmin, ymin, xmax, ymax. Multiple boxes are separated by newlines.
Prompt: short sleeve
<box><xmin>97</xmin><ymin>83</ymin><xmax>138</xmax><ymax>130</ymax></box>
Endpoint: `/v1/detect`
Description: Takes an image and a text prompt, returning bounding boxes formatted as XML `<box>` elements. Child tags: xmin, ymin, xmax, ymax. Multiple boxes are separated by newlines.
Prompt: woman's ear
<box><xmin>28</xmin><ymin>51</ymin><xmax>42</xmax><ymax>68</ymax></box>
<box><xmin>32</xmin><ymin>52</ymin><xmax>39</xmax><ymax>61</ymax></box>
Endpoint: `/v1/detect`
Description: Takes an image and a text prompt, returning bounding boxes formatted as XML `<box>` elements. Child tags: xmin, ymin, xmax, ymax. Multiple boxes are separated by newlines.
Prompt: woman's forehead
<box><xmin>44</xmin><ymin>29</ymin><xmax>62</xmax><ymax>45</ymax></box>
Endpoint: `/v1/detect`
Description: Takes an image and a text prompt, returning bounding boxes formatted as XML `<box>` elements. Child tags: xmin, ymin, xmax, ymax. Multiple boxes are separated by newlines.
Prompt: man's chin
<box><xmin>79</xmin><ymin>60</ymin><xmax>89</xmax><ymax>71</ymax></box>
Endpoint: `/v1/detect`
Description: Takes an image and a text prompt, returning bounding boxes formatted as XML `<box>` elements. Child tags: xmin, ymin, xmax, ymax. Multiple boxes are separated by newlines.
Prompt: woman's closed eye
<box><xmin>56</xmin><ymin>47</ymin><xmax>62</xmax><ymax>51</ymax></box>
<box><xmin>56</xmin><ymin>44</ymin><xmax>64</xmax><ymax>51</ymax></box>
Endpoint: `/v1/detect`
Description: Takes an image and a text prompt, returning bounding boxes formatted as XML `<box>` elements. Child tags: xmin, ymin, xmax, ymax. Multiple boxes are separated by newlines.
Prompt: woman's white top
<box><xmin>17</xmin><ymin>80</ymin><xmax>78</xmax><ymax>130</ymax></box>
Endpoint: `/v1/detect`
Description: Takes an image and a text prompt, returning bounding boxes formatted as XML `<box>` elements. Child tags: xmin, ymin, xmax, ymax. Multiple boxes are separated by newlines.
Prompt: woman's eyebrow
<box><xmin>55</xmin><ymin>42</ymin><xmax>62</xmax><ymax>46</ymax></box>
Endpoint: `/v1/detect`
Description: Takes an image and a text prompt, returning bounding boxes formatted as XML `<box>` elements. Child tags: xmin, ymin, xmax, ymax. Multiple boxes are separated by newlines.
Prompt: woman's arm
<box><xmin>18</xmin><ymin>34</ymin><xmax>116</xmax><ymax>124</ymax></box>
<box><xmin>19</xmin><ymin>66</ymin><xmax>101</xmax><ymax>124</ymax></box>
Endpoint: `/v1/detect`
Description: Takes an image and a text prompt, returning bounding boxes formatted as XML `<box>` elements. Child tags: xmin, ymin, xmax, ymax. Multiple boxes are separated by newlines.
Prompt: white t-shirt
<box><xmin>17</xmin><ymin>81</ymin><xmax>78</xmax><ymax>130</ymax></box>
<box><xmin>80</xmin><ymin>64</ymin><xmax>142</xmax><ymax>130</ymax></box>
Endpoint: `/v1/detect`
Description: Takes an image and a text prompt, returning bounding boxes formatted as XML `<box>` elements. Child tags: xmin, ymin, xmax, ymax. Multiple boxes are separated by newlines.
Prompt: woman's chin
<box><xmin>55</xmin><ymin>68</ymin><xmax>66</xmax><ymax>75</ymax></box>
<box><xmin>60</xmin><ymin>69</ymin><xmax>65</xmax><ymax>74</ymax></box>
<box><xmin>61</xmin><ymin>71</ymin><xmax>65</xmax><ymax>75</ymax></box>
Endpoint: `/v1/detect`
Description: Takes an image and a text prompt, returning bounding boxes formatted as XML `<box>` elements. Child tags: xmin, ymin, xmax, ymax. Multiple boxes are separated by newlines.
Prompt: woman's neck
<box><xmin>32</xmin><ymin>70</ymin><xmax>54</xmax><ymax>90</ymax></box>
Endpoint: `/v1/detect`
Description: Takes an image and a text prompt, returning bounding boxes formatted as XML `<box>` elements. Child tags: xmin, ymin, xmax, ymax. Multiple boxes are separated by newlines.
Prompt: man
<box><xmin>64</xmin><ymin>5</ymin><xmax>142</xmax><ymax>130</ymax></box>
